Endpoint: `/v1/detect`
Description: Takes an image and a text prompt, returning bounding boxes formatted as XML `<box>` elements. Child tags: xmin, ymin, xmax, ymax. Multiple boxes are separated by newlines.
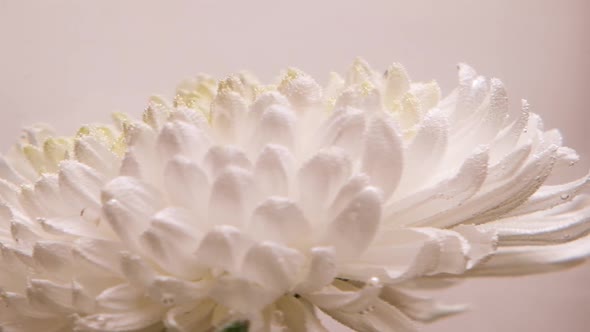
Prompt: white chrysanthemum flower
<box><xmin>1</xmin><ymin>58</ymin><xmax>590</xmax><ymax>332</ymax></box>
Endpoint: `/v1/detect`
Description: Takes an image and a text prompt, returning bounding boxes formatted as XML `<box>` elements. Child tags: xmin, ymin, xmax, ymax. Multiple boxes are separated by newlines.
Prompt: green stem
<box><xmin>219</xmin><ymin>320</ymin><xmax>250</xmax><ymax>332</ymax></box>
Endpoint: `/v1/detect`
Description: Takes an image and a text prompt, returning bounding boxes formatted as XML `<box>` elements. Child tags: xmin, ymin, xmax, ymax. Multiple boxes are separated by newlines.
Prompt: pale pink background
<box><xmin>1</xmin><ymin>1</ymin><xmax>589</xmax><ymax>331</ymax></box>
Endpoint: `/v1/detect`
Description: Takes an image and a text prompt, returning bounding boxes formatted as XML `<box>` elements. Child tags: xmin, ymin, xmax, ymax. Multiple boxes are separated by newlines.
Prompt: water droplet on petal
<box><xmin>161</xmin><ymin>294</ymin><xmax>175</xmax><ymax>306</ymax></box>
<box><xmin>368</xmin><ymin>276</ymin><xmax>381</xmax><ymax>286</ymax></box>
<box><xmin>95</xmin><ymin>316</ymin><xmax>106</xmax><ymax>327</ymax></box>
<box><xmin>358</xmin><ymin>305</ymin><xmax>376</xmax><ymax>315</ymax></box>
<box><xmin>560</xmin><ymin>194</ymin><xmax>570</xmax><ymax>200</ymax></box>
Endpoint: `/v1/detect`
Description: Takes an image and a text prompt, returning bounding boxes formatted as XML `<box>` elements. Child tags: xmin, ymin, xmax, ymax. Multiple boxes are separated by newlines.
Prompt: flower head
<box><xmin>1</xmin><ymin>58</ymin><xmax>590</xmax><ymax>331</ymax></box>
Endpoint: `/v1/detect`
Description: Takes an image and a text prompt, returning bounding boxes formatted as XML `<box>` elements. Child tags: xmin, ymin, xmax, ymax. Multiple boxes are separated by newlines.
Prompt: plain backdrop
<box><xmin>1</xmin><ymin>1</ymin><xmax>589</xmax><ymax>331</ymax></box>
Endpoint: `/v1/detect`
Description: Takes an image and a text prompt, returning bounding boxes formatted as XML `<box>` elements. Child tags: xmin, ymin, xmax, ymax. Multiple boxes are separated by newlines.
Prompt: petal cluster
<box><xmin>1</xmin><ymin>59</ymin><xmax>589</xmax><ymax>332</ymax></box>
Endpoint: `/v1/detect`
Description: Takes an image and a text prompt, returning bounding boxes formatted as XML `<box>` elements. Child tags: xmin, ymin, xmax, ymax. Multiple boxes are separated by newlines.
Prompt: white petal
<box><xmin>38</xmin><ymin>216</ymin><xmax>105</xmax><ymax>239</ymax></box>
<box><xmin>324</xmin><ymin>72</ymin><xmax>345</xmax><ymax>101</ymax></box>
<box><xmin>101</xmin><ymin>176</ymin><xmax>163</xmax><ymax>213</ymax></box>
<box><xmin>298</xmin><ymin>148</ymin><xmax>352</xmax><ymax>220</ymax></box>
<box><xmin>169</xmin><ymin>108</ymin><xmax>209</xmax><ymax>130</ymax></box>
<box><xmin>322</xmin><ymin>298</ymin><xmax>416</xmax><ymax>332</ymax></box>
<box><xmin>276</xmin><ymin>296</ymin><xmax>328</xmax><ymax>332</ymax></box>
<box><xmin>71</xmin><ymin>281</ymin><xmax>96</xmax><ymax>314</ymax></box>
<box><xmin>328</xmin><ymin>174</ymin><xmax>370</xmax><ymax>220</ymax></box>
<box><xmin>208</xmin><ymin>276</ymin><xmax>280</xmax><ymax>314</ymax></box>
<box><xmin>210</xmin><ymin>86</ymin><xmax>247</xmax><ymax>143</ymax></box>
<box><xmin>0</xmin><ymin>291</ymin><xmax>56</xmax><ymax>319</ymax></box>
<box><xmin>102</xmin><ymin>199</ymin><xmax>144</xmax><ymax>249</ymax></box>
<box><xmin>346</xmin><ymin>58</ymin><xmax>378</xmax><ymax>86</ymax></box>
<box><xmin>34</xmin><ymin>174</ymin><xmax>70</xmax><ymax>216</ymax></box>
<box><xmin>202</xmin><ymin>145</ymin><xmax>252</xmax><ymax>178</ymax></box>
<box><xmin>379</xmin><ymin>287</ymin><xmax>465</xmax><ymax>323</ymax></box>
<box><xmin>101</xmin><ymin>177</ymin><xmax>163</xmax><ymax>246</ymax></box>
<box><xmin>157</xmin><ymin>121</ymin><xmax>210</xmax><ymax>162</ymax></box>
<box><xmin>492</xmin><ymin>99</ymin><xmax>530</xmax><ymax>158</ymax></box>
<box><xmin>120</xmin><ymin>148</ymin><xmax>142</xmax><ymax>178</ymax></box>
<box><xmin>140</xmin><ymin>208</ymin><xmax>203</xmax><ymax>279</ymax></box>
<box><xmin>74</xmin><ymin>136</ymin><xmax>119</xmax><ymax>176</ymax></box>
<box><xmin>474</xmin><ymin>78</ymin><xmax>509</xmax><ymax>144</ymax></box>
<box><xmin>278</xmin><ymin>69</ymin><xmax>322</xmax><ymax>108</ymax></box>
<box><xmin>452</xmin><ymin>65</ymin><xmax>488</xmax><ymax>122</ymax></box>
<box><xmin>387</xmin><ymin>147</ymin><xmax>488</xmax><ymax>226</ymax></box>
<box><xmin>410</xmin><ymin>228</ymin><xmax>469</xmax><ymax>274</ymax></box>
<box><xmin>383</xmin><ymin>63</ymin><xmax>410</xmax><ymax>105</ymax></box>
<box><xmin>346</xmin><ymin>230</ymin><xmax>442</xmax><ymax>281</ymax></box>
<box><xmin>1</xmin><ymin>243</ymin><xmax>35</xmax><ymax>274</ymax></box>
<box><xmin>18</xmin><ymin>184</ymin><xmax>48</xmax><ymax>218</ymax></box>
<box><xmin>506</xmin><ymin>172</ymin><xmax>590</xmax><ymax>217</ymax></box>
<box><xmin>323</xmin><ymin>187</ymin><xmax>382</xmax><ymax>258</ymax></box>
<box><xmin>0</xmin><ymin>178</ymin><xmax>20</xmax><ymax>207</ymax></box>
<box><xmin>164</xmin><ymin>300</ymin><xmax>216</xmax><ymax>332</ymax></box>
<box><xmin>409</xmin><ymin>81</ymin><xmax>441</xmax><ymax>111</ymax></box>
<box><xmin>58</xmin><ymin>161</ymin><xmax>104</xmax><ymax>215</ymax></box>
<box><xmin>468</xmin><ymin>232</ymin><xmax>590</xmax><ymax>276</ymax></box>
<box><xmin>0</xmin><ymin>195</ymin><xmax>31</xmax><ymax>229</ymax></box>
<box><xmin>249</xmin><ymin>197</ymin><xmax>310</xmax><ymax>246</ymax></box>
<box><xmin>194</xmin><ymin>225</ymin><xmax>252</xmax><ymax>273</ymax></box>
<box><xmin>453</xmin><ymin>224</ymin><xmax>497</xmax><ymax>268</ymax></box>
<box><xmin>148</xmin><ymin>207</ymin><xmax>201</xmax><ymax>240</ymax></box>
<box><xmin>32</xmin><ymin>241</ymin><xmax>74</xmax><ymax>275</ymax></box>
<box><xmin>163</xmin><ymin>156</ymin><xmax>209</xmax><ymax>212</ymax></box>
<box><xmin>241</xmin><ymin>242</ymin><xmax>306</xmax><ymax>291</ymax></box>
<box><xmin>479</xmin><ymin>196</ymin><xmax>590</xmax><ymax>246</ymax></box>
<box><xmin>0</xmin><ymin>316</ymin><xmax>68</xmax><ymax>332</ymax></box>
<box><xmin>143</xmin><ymin>97</ymin><xmax>170</xmax><ymax>129</ymax></box>
<box><xmin>119</xmin><ymin>252</ymin><xmax>157</xmax><ymax>290</ymax></box>
<box><xmin>398</xmin><ymin>108</ymin><xmax>448</xmax><ymax>191</ymax></box>
<box><xmin>208</xmin><ymin>167</ymin><xmax>256</xmax><ymax>227</ymax></box>
<box><xmin>123</xmin><ymin>123</ymin><xmax>158</xmax><ymax>176</ymax></box>
<box><xmin>27</xmin><ymin>279</ymin><xmax>74</xmax><ymax>313</ymax></box>
<box><xmin>554</xmin><ymin>146</ymin><xmax>579</xmax><ymax>170</ymax></box>
<box><xmin>75</xmin><ymin>305</ymin><xmax>164</xmax><ymax>332</ymax></box>
<box><xmin>335</xmin><ymin>85</ymin><xmax>382</xmax><ymax>114</ymax></box>
<box><xmin>295</xmin><ymin>247</ymin><xmax>337</xmax><ymax>294</ymax></box>
<box><xmin>305</xmin><ymin>281</ymin><xmax>381</xmax><ymax>313</ymax></box>
<box><xmin>361</xmin><ymin>114</ymin><xmax>403</xmax><ymax>199</ymax></box>
<box><xmin>365</xmin><ymin>227</ymin><xmax>470</xmax><ymax>277</ymax></box>
<box><xmin>249</xmin><ymin>91</ymin><xmax>290</xmax><ymax>121</ymax></box>
<box><xmin>320</xmin><ymin>107</ymin><xmax>366</xmax><ymax>158</ymax></box>
<box><xmin>96</xmin><ymin>283</ymin><xmax>144</xmax><ymax>311</ymax></box>
<box><xmin>540</xmin><ymin>128</ymin><xmax>562</xmax><ymax>148</ymax></box>
<box><xmin>485</xmin><ymin>143</ymin><xmax>531</xmax><ymax>184</ymax></box>
<box><xmin>0</xmin><ymin>156</ymin><xmax>28</xmax><ymax>184</ymax></box>
<box><xmin>148</xmin><ymin>277</ymin><xmax>211</xmax><ymax>307</ymax></box>
<box><xmin>249</xmin><ymin>104</ymin><xmax>297</xmax><ymax>152</ymax></box>
<box><xmin>73</xmin><ymin>238</ymin><xmax>125</xmax><ymax>276</ymax></box>
<box><xmin>415</xmin><ymin>144</ymin><xmax>558</xmax><ymax>228</ymax></box>
<box><xmin>11</xmin><ymin>219</ymin><xmax>41</xmax><ymax>248</ymax></box>
<box><xmin>253</xmin><ymin>144</ymin><xmax>294</xmax><ymax>197</ymax></box>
